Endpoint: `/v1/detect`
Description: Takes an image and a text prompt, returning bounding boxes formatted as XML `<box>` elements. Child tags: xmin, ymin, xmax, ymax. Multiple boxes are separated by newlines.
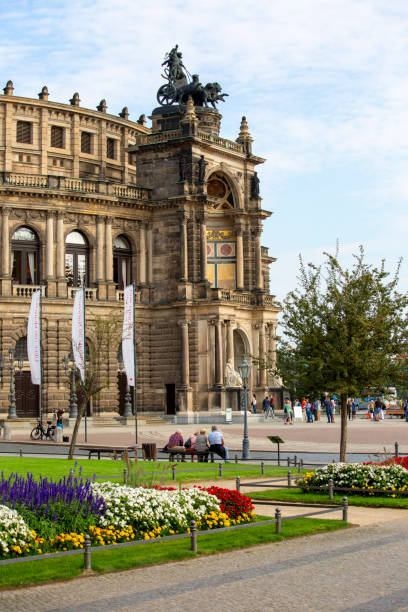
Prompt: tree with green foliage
<box><xmin>68</xmin><ymin>313</ymin><xmax>122</xmax><ymax>460</ymax></box>
<box><xmin>269</xmin><ymin>247</ymin><xmax>408</xmax><ymax>461</ymax></box>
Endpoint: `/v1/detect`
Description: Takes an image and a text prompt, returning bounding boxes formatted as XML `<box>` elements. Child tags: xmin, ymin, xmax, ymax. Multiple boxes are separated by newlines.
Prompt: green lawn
<box><xmin>0</xmin><ymin>517</ymin><xmax>347</xmax><ymax>589</ymax></box>
<box><xmin>0</xmin><ymin>457</ymin><xmax>304</xmax><ymax>484</ymax></box>
<box><xmin>249</xmin><ymin>487</ymin><xmax>408</xmax><ymax>508</ymax></box>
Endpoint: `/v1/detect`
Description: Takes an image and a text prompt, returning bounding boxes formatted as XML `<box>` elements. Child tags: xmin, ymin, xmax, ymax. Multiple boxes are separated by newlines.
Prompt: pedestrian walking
<box><xmin>251</xmin><ymin>394</ymin><xmax>257</xmax><ymax>414</ymax></box>
<box><xmin>347</xmin><ymin>399</ymin><xmax>352</xmax><ymax>421</ymax></box>
<box><xmin>262</xmin><ymin>395</ymin><xmax>270</xmax><ymax>419</ymax></box>
<box><xmin>306</xmin><ymin>400</ymin><xmax>313</xmax><ymax>423</ymax></box>
<box><xmin>283</xmin><ymin>397</ymin><xmax>293</xmax><ymax>424</ymax></box>
<box><xmin>404</xmin><ymin>401</ymin><xmax>408</xmax><ymax>422</ymax></box>
<box><xmin>269</xmin><ymin>395</ymin><xmax>275</xmax><ymax>418</ymax></box>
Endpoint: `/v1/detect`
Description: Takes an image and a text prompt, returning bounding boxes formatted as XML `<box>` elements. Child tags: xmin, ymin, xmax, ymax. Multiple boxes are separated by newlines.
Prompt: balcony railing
<box><xmin>0</xmin><ymin>172</ymin><xmax>150</xmax><ymax>200</ymax></box>
<box><xmin>69</xmin><ymin>288</ymin><xmax>97</xmax><ymax>300</ymax></box>
<box><xmin>134</xmin><ymin>129</ymin><xmax>245</xmax><ymax>154</ymax></box>
<box><xmin>12</xmin><ymin>285</ymin><xmax>42</xmax><ymax>298</ymax></box>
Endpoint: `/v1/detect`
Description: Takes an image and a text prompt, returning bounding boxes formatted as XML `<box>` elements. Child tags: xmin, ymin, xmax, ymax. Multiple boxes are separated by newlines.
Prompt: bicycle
<box><xmin>30</xmin><ymin>420</ymin><xmax>56</xmax><ymax>441</ymax></box>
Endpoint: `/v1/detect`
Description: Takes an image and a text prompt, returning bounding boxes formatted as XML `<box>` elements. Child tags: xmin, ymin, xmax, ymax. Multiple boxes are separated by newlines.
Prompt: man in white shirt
<box><xmin>208</xmin><ymin>425</ymin><xmax>229</xmax><ymax>462</ymax></box>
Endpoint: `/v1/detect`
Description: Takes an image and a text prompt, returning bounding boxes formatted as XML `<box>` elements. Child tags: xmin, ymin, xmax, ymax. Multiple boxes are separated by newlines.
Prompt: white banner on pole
<box><xmin>72</xmin><ymin>288</ymin><xmax>85</xmax><ymax>382</ymax></box>
<box><xmin>27</xmin><ymin>289</ymin><xmax>41</xmax><ymax>385</ymax></box>
<box><xmin>122</xmin><ymin>284</ymin><xmax>135</xmax><ymax>386</ymax></box>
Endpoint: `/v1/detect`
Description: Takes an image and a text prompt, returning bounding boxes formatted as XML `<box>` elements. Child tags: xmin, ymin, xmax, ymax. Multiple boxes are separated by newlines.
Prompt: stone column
<box><xmin>215</xmin><ymin>319</ymin><xmax>223</xmax><ymax>386</ymax></box>
<box><xmin>56</xmin><ymin>212</ymin><xmax>66</xmax><ymax>297</ymax></box>
<box><xmin>255</xmin><ymin>226</ymin><xmax>263</xmax><ymax>290</ymax></box>
<box><xmin>1</xmin><ymin>207</ymin><xmax>10</xmax><ymax>277</ymax></box>
<box><xmin>147</xmin><ymin>224</ymin><xmax>153</xmax><ymax>284</ymax></box>
<box><xmin>180</xmin><ymin>214</ymin><xmax>188</xmax><ymax>281</ymax></box>
<box><xmin>200</xmin><ymin>216</ymin><xmax>207</xmax><ymax>282</ymax></box>
<box><xmin>226</xmin><ymin>320</ymin><xmax>234</xmax><ymax>365</ymax></box>
<box><xmin>139</xmin><ymin>223</ymin><xmax>146</xmax><ymax>284</ymax></box>
<box><xmin>46</xmin><ymin>212</ymin><xmax>54</xmax><ymax>279</ymax></box>
<box><xmin>178</xmin><ymin>320</ymin><xmax>190</xmax><ymax>387</ymax></box>
<box><xmin>236</xmin><ymin>227</ymin><xmax>244</xmax><ymax>290</ymax></box>
<box><xmin>96</xmin><ymin>217</ymin><xmax>105</xmax><ymax>282</ymax></box>
<box><xmin>258</xmin><ymin>322</ymin><xmax>267</xmax><ymax>386</ymax></box>
<box><xmin>105</xmin><ymin>217</ymin><xmax>113</xmax><ymax>282</ymax></box>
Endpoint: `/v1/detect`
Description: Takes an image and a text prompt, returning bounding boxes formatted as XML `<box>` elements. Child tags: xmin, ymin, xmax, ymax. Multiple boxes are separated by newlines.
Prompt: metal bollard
<box><xmin>123</xmin><ymin>467</ymin><xmax>128</xmax><ymax>484</ymax></box>
<box><xmin>294</xmin><ymin>455</ymin><xmax>297</xmax><ymax>467</ymax></box>
<box><xmin>218</xmin><ymin>462</ymin><xmax>223</xmax><ymax>477</ymax></box>
<box><xmin>172</xmin><ymin>465</ymin><xmax>176</xmax><ymax>481</ymax></box>
<box><xmin>236</xmin><ymin>475</ymin><xmax>241</xmax><ymax>492</ymax></box>
<box><xmin>19</xmin><ymin>449</ymin><xmax>23</xmax><ymax>457</ymax></box>
<box><xmin>342</xmin><ymin>496</ymin><xmax>348</xmax><ymax>522</ymax></box>
<box><xmin>287</xmin><ymin>470</ymin><xmax>292</xmax><ymax>488</ymax></box>
<box><xmin>235</xmin><ymin>454</ymin><xmax>238</xmax><ymax>464</ymax></box>
<box><xmin>261</xmin><ymin>461</ymin><xmax>265</xmax><ymax>475</ymax></box>
<box><xmin>328</xmin><ymin>478</ymin><xmax>334</xmax><ymax>500</ymax></box>
<box><xmin>275</xmin><ymin>507</ymin><xmax>281</xmax><ymax>534</ymax></box>
<box><xmin>190</xmin><ymin>520</ymin><xmax>197</xmax><ymax>552</ymax></box>
<box><xmin>287</xmin><ymin>456</ymin><xmax>290</xmax><ymax>467</ymax></box>
<box><xmin>297</xmin><ymin>460</ymin><xmax>301</xmax><ymax>474</ymax></box>
<box><xmin>300</xmin><ymin>458</ymin><xmax>304</xmax><ymax>471</ymax></box>
<box><xmin>83</xmin><ymin>534</ymin><xmax>92</xmax><ymax>572</ymax></box>
<box><xmin>395</xmin><ymin>441</ymin><xmax>399</xmax><ymax>458</ymax></box>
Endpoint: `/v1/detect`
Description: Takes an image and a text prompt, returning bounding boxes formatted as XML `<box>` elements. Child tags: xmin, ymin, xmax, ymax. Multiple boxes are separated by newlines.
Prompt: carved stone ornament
<box><xmin>225</xmin><ymin>359</ymin><xmax>243</xmax><ymax>387</ymax></box>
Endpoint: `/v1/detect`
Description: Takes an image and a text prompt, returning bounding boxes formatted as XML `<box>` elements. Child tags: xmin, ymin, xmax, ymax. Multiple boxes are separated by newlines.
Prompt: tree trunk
<box><xmin>339</xmin><ymin>393</ymin><xmax>348</xmax><ymax>462</ymax></box>
<box><xmin>68</xmin><ymin>400</ymin><xmax>86</xmax><ymax>460</ymax></box>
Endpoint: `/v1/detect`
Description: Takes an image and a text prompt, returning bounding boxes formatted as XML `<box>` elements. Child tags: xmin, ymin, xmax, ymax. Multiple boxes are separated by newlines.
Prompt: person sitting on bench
<box><xmin>208</xmin><ymin>425</ymin><xmax>229</xmax><ymax>462</ymax></box>
<box><xmin>164</xmin><ymin>430</ymin><xmax>184</xmax><ymax>454</ymax></box>
<box><xmin>194</xmin><ymin>429</ymin><xmax>209</xmax><ymax>462</ymax></box>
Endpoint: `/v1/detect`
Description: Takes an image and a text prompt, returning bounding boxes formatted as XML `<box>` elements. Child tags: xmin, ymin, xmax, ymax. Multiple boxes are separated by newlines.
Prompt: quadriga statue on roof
<box><xmin>157</xmin><ymin>46</ymin><xmax>229</xmax><ymax>109</ymax></box>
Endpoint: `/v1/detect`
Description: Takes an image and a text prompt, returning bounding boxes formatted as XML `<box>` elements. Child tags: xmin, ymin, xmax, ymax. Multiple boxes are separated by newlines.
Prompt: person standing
<box><xmin>404</xmin><ymin>401</ymin><xmax>408</xmax><ymax>422</ymax></box>
<box><xmin>251</xmin><ymin>394</ymin><xmax>257</xmax><ymax>414</ymax></box>
<box><xmin>269</xmin><ymin>395</ymin><xmax>275</xmax><ymax>418</ymax></box>
<box><xmin>314</xmin><ymin>398</ymin><xmax>321</xmax><ymax>421</ymax></box>
<box><xmin>324</xmin><ymin>396</ymin><xmax>333</xmax><ymax>423</ymax></box>
<box><xmin>283</xmin><ymin>397</ymin><xmax>293</xmax><ymax>424</ymax></box>
<box><xmin>347</xmin><ymin>399</ymin><xmax>352</xmax><ymax>421</ymax></box>
<box><xmin>262</xmin><ymin>395</ymin><xmax>270</xmax><ymax>419</ymax></box>
<box><xmin>306</xmin><ymin>399</ymin><xmax>313</xmax><ymax>423</ymax></box>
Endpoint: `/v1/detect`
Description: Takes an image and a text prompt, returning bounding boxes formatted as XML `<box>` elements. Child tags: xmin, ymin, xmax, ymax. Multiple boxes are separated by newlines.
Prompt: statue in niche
<box><xmin>225</xmin><ymin>360</ymin><xmax>243</xmax><ymax>387</ymax></box>
<box><xmin>251</xmin><ymin>172</ymin><xmax>260</xmax><ymax>199</ymax></box>
<box><xmin>197</xmin><ymin>155</ymin><xmax>207</xmax><ymax>184</ymax></box>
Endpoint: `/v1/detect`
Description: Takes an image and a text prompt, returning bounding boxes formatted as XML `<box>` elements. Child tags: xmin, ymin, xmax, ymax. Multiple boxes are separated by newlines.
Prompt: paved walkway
<box><xmin>1</xmin><ymin>519</ymin><xmax>408</xmax><ymax>611</ymax></box>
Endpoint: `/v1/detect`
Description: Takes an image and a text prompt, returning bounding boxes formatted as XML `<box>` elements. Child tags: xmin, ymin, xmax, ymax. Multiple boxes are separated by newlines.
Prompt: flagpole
<box><xmin>39</xmin><ymin>286</ymin><xmax>43</xmax><ymax>423</ymax></box>
<box><xmin>82</xmin><ymin>282</ymin><xmax>87</xmax><ymax>443</ymax></box>
<box><xmin>133</xmin><ymin>280</ymin><xmax>138</xmax><ymax>446</ymax></box>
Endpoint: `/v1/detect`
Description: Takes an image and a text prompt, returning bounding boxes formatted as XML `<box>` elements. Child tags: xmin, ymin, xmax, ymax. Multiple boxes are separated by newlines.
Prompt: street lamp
<box><xmin>62</xmin><ymin>355</ymin><xmax>78</xmax><ymax>418</ymax></box>
<box><xmin>118</xmin><ymin>360</ymin><xmax>133</xmax><ymax>418</ymax></box>
<box><xmin>7</xmin><ymin>348</ymin><xmax>22</xmax><ymax>419</ymax></box>
<box><xmin>239</xmin><ymin>357</ymin><xmax>251</xmax><ymax>460</ymax></box>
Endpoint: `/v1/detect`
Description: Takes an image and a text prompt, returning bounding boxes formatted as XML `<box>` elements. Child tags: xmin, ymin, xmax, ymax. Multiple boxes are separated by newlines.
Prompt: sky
<box><xmin>1</xmin><ymin>0</ymin><xmax>408</xmax><ymax>302</ymax></box>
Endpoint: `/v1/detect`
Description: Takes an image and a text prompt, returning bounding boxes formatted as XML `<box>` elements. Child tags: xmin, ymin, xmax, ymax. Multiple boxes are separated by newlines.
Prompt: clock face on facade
<box><xmin>207</xmin><ymin>178</ymin><xmax>227</xmax><ymax>198</ymax></box>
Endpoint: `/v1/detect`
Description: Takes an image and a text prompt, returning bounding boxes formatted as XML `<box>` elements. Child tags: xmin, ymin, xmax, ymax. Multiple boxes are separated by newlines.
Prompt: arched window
<box><xmin>206</xmin><ymin>227</ymin><xmax>236</xmax><ymax>289</ymax></box>
<box><xmin>113</xmin><ymin>235</ymin><xmax>132</xmax><ymax>289</ymax></box>
<box><xmin>206</xmin><ymin>173</ymin><xmax>235</xmax><ymax>209</ymax></box>
<box><xmin>65</xmin><ymin>231</ymin><xmax>88</xmax><ymax>287</ymax></box>
<box><xmin>12</xmin><ymin>226</ymin><xmax>40</xmax><ymax>285</ymax></box>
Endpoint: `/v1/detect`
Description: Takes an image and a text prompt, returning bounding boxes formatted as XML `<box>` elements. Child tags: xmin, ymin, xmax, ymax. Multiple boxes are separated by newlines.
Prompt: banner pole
<box><xmin>39</xmin><ymin>286</ymin><xmax>43</xmax><ymax>423</ymax></box>
<box><xmin>82</xmin><ymin>282</ymin><xmax>87</xmax><ymax>443</ymax></box>
<box><xmin>133</xmin><ymin>281</ymin><xmax>138</xmax><ymax>445</ymax></box>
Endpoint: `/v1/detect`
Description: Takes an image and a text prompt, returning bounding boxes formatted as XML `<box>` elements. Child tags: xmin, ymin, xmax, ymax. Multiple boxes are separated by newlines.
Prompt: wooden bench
<box><xmin>79</xmin><ymin>446</ymin><xmax>136</xmax><ymax>460</ymax></box>
<box><xmin>160</xmin><ymin>447</ymin><xmax>211</xmax><ymax>462</ymax></box>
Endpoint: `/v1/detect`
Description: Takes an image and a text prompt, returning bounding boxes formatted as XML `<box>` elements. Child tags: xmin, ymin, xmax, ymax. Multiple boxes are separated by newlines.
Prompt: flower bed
<box><xmin>297</xmin><ymin>463</ymin><xmax>408</xmax><ymax>496</ymax></box>
<box><xmin>0</xmin><ymin>474</ymin><xmax>255</xmax><ymax>559</ymax></box>
<box><xmin>365</xmin><ymin>456</ymin><xmax>408</xmax><ymax>470</ymax></box>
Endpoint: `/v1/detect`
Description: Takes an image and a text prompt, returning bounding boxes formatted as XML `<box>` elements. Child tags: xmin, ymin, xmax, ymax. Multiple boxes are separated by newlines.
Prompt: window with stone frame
<box><xmin>106</xmin><ymin>137</ymin><xmax>116</xmax><ymax>160</ymax></box>
<box><xmin>65</xmin><ymin>231</ymin><xmax>89</xmax><ymax>287</ymax></box>
<box><xmin>81</xmin><ymin>131</ymin><xmax>92</xmax><ymax>154</ymax></box>
<box><xmin>11</xmin><ymin>226</ymin><xmax>40</xmax><ymax>285</ymax></box>
<box><xmin>16</xmin><ymin>121</ymin><xmax>33</xmax><ymax>144</ymax></box>
<box><xmin>51</xmin><ymin>125</ymin><xmax>64</xmax><ymax>149</ymax></box>
<box><xmin>113</xmin><ymin>235</ymin><xmax>132</xmax><ymax>289</ymax></box>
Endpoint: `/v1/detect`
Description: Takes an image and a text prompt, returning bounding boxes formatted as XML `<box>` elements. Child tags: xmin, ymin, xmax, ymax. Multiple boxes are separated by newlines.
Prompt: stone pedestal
<box><xmin>177</xmin><ymin>388</ymin><xmax>193</xmax><ymax>412</ymax></box>
<box><xmin>225</xmin><ymin>387</ymin><xmax>241</xmax><ymax>411</ymax></box>
<box><xmin>46</xmin><ymin>280</ymin><xmax>57</xmax><ymax>298</ymax></box>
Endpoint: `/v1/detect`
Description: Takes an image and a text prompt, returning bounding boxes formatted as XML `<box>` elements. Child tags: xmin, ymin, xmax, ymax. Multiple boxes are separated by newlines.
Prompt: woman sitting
<box><xmin>194</xmin><ymin>429</ymin><xmax>209</xmax><ymax>462</ymax></box>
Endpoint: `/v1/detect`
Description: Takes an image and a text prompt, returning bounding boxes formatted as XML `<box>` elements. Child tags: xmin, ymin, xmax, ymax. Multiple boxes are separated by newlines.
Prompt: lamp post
<box><xmin>7</xmin><ymin>348</ymin><xmax>22</xmax><ymax>419</ymax></box>
<box><xmin>239</xmin><ymin>357</ymin><xmax>251</xmax><ymax>460</ymax></box>
<box><xmin>62</xmin><ymin>355</ymin><xmax>78</xmax><ymax>419</ymax></box>
<box><xmin>119</xmin><ymin>360</ymin><xmax>133</xmax><ymax>418</ymax></box>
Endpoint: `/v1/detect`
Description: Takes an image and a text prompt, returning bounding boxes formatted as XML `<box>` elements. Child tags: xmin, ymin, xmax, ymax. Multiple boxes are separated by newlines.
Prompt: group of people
<box><xmin>164</xmin><ymin>425</ymin><xmax>229</xmax><ymax>461</ymax></box>
<box><xmin>250</xmin><ymin>394</ymin><xmax>276</xmax><ymax>419</ymax></box>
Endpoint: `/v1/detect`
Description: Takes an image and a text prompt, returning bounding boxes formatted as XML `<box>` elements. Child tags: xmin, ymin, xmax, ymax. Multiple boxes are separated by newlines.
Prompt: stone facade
<box><xmin>0</xmin><ymin>81</ymin><xmax>280</xmax><ymax>418</ymax></box>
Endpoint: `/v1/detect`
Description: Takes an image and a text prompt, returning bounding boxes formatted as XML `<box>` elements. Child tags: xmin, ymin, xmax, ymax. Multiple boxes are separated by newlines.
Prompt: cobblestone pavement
<box><xmin>1</xmin><ymin>519</ymin><xmax>408</xmax><ymax>612</ymax></box>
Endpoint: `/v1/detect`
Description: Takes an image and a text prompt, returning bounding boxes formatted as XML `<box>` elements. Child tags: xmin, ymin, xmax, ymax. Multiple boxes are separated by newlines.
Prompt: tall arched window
<box><xmin>12</xmin><ymin>226</ymin><xmax>40</xmax><ymax>285</ymax></box>
<box><xmin>206</xmin><ymin>173</ymin><xmax>235</xmax><ymax>209</ymax></box>
<box><xmin>65</xmin><ymin>231</ymin><xmax>88</xmax><ymax>287</ymax></box>
<box><xmin>113</xmin><ymin>235</ymin><xmax>132</xmax><ymax>289</ymax></box>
